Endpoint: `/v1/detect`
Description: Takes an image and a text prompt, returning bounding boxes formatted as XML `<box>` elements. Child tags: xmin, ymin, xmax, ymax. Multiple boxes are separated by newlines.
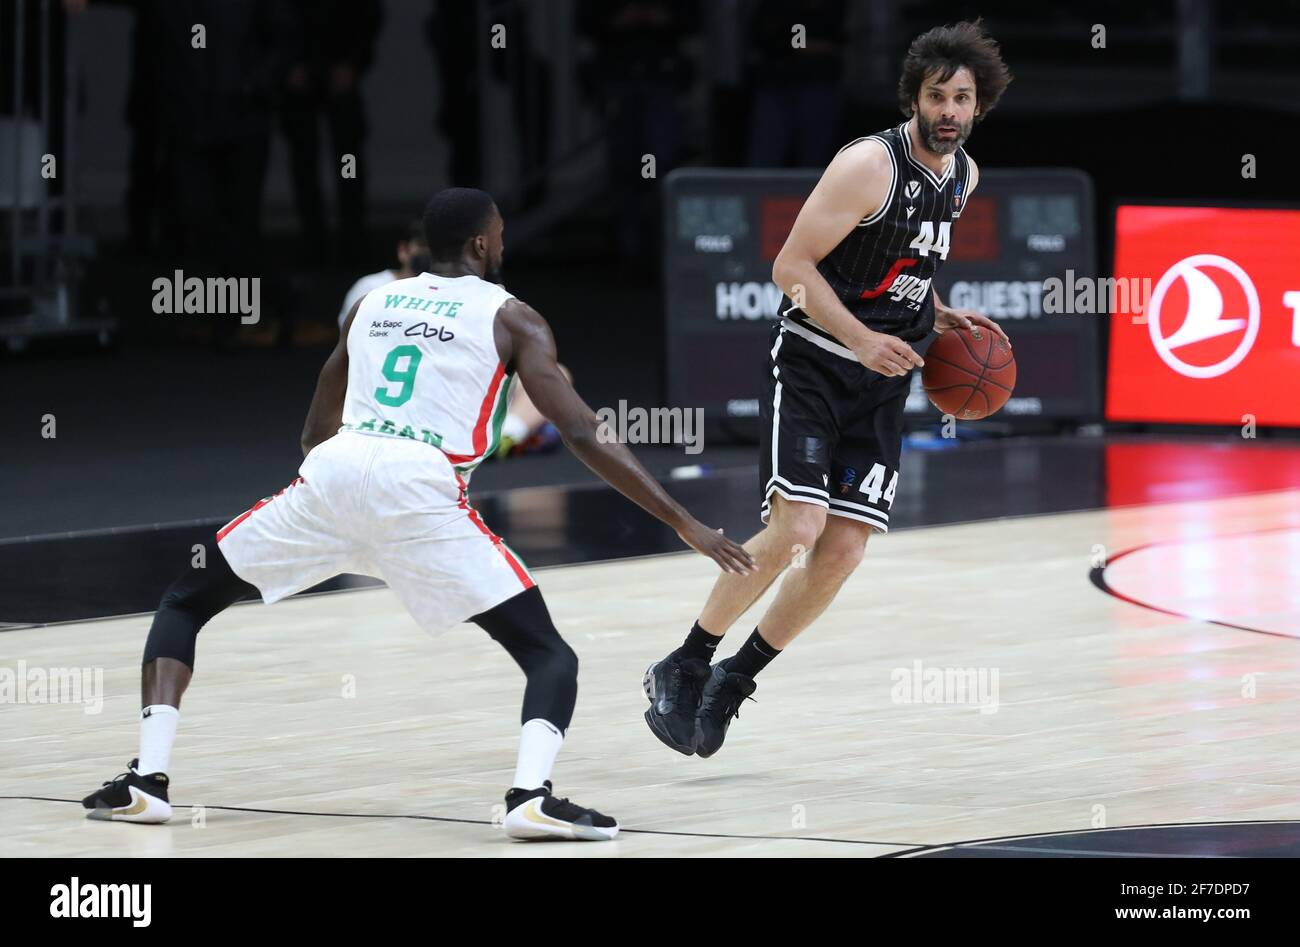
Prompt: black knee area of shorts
<box><xmin>470</xmin><ymin>586</ymin><xmax>578</xmax><ymax>732</ymax></box>
<box><xmin>142</xmin><ymin>541</ymin><xmax>257</xmax><ymax>670</ymax></box>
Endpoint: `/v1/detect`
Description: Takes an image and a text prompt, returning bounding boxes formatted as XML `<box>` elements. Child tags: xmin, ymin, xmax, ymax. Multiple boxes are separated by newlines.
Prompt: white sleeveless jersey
<box><xmin>340</xmin><ymin>272</ymin><xmax>515</xmax><ymax>475</ymax></box>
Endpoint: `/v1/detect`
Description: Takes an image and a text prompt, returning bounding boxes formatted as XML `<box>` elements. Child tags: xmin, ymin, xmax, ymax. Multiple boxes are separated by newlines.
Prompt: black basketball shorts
<box><xmin>759</xmin><ymin>321</ymin><xmax>911</xmax><ymax>533</ymax></box>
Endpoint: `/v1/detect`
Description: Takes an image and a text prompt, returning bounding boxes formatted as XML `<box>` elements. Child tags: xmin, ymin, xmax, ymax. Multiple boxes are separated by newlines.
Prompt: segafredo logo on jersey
<box><xmin>1147</xmin><ymin>254</ymin><xmax>1260</xmax><ymax>379</ymax></box>
<box><xmin>860</xmin><ymin>258</ymin><xmax>931</xmax><ymax>306</ymax></box>
<box><xmin>883</xmin><ymin>273</ymin><xmax>931</xmax><ymax>305</ymax></box>
<box><xmin>50</xmin><ymin>878</ymin><xmax>151</xmax><ymax>927</ymax></box>
<box><xmin>151</xmin><ymin>270</ymin><xmax>259</xmax><ymax>324</ymax></box>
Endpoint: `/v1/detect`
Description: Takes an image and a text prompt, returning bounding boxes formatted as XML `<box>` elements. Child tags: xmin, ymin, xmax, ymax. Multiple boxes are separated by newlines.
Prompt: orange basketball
<box><xmin>921</xmin><ymin>326</ymin><xmax>1016</xmax><ymax>420</ymax></box>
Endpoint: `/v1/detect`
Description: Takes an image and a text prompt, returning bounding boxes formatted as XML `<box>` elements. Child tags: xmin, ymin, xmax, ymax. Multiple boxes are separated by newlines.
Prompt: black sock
<box><xmin>723</xmin><ymin>628</ymin><xmax>781</xmax><ymax>678</ymax></box>
<box><xmin>676</xmin><ymin>620</ymin><xmax>722</xmax><ymax>663</ymax></box>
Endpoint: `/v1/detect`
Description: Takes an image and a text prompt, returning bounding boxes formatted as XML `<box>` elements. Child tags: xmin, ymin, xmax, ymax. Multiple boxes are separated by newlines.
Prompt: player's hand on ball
<box><xmin>851</xmin><ymin>328</ymin><xmax>925</xmax><ymax>377</ymax></box>
<box><xmin>677</xmin><ymin>521</ymin><xmax>756</xmax><ymax>575</ymax></box>
<box><xmin>934</xmin><ymin>307</ymin><xmax>1010</xmax><ymax>345</ymax></box>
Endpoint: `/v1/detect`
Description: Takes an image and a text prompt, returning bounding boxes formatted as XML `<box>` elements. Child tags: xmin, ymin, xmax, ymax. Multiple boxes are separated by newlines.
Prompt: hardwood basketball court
<box><xmin>5</xmin><ymin>485</ymin><xmax>1298</xmax><ymax>858</ymax></box>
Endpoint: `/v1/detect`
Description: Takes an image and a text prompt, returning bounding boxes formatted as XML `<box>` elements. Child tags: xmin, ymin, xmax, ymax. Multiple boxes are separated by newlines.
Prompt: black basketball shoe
<box><xmin>695</xmin><ymin>662</ymin><xmax>757</xmax><ymax>758</ymax></box>
<box><xmin>503</xmin><ymin>780</ymin><xmax>619</xmax><ymax>841</ymax></box>
<box><xmin>643</xmin><ymin>652</ymin><xmax>711</xmax><ymax>755</ymax></box>
<box><xmin>81</xmin><ymin>758</ymin><xmax>172</xmax><ymax>823</ymax></box>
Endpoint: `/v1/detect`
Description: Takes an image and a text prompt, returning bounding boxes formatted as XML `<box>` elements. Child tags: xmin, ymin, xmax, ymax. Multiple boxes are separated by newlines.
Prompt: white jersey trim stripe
<box><xmin>762</xmin><ymin>480</ymin><xmax>831</xmax><ymax>512</ymax></box>
<box><xmin>770</xmin><ymin>474</ymin><xmax>830</xmax><ymax>499</ymax></box>
<box><xmin>826</xmin><ymin>505</ymin><xmax>889</xmax><ymax>531</ymax></box>
<box><xmin>859</xmin><ymin>136</ymin><xmax>898</xmax><ymax>227</ymax></box>
<box><xmin>769</xmin><ymin>328</ymin><xmax>785</xmax><ymax>496</ymax></box>
<box><xmin>827</xmin><ymin>496</ymin><xmax>890</xmax><ymax>522</ymax></box>
<box><xmin>780</xmin><ymin>316</ymin><xmax>858</xmax><ymax>361</ymax></box>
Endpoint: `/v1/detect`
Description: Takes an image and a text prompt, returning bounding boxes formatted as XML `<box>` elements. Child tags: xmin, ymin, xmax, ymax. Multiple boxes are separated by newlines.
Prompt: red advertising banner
<box><xmin>1108</xmin><ymin>205</ymin><xmax>1300</xmax><ymax>425</ymax></box>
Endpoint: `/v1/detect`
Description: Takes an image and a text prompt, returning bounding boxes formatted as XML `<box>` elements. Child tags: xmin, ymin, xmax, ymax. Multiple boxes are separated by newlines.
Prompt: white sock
<box><xmin>137</xmin><ymin>705</ymin><xmax>180</xmax><ymax>776</ymax></box>
<box><xmin>512</xmin><ymin>718</ymin><xmax>564</xmax><ymax>790</ymax></box>
<box><xmin>501</xmin><ymin>413</ymin><xmax>529</xmax><ymax>442</ymax></box>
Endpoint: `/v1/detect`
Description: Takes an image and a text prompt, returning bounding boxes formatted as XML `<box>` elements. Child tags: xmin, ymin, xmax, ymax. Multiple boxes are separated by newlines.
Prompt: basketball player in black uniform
<box><xmin>644</xmin><ymin>21</ymin><xmax>1014</xmax><ymax>756</ymax></box>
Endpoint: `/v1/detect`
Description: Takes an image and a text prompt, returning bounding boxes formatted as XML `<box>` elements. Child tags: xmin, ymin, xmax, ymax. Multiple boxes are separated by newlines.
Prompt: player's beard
<box><xmin>484</xmin><ymin>258</ymin><xmax>504</xmax><ymax>284</ymax></box>
<box><xmin>918</xmin><ymin>112</ymin><xmax>971</xmax><ymax>156</ymax></box>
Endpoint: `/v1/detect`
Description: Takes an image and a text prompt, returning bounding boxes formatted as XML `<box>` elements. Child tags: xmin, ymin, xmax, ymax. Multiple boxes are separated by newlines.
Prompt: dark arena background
<box><xmin>2</xmin><ymin>0</ymin><xmax>1299</xmax><ymax>912</ymax></box>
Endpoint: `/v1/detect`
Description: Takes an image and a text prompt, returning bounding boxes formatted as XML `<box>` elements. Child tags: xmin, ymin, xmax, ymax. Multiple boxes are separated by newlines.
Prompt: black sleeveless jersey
<box><xmin>782</xmin><ymin>121</ymin><xmax>972</xmax><ymax>349</ymax></box>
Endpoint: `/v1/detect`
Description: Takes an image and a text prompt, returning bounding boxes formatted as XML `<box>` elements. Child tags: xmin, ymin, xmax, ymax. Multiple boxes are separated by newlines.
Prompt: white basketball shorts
<box><xmin>216</xmin><ymin>431</ymin><xmax>535</xmax><ymax>634</ymax></box>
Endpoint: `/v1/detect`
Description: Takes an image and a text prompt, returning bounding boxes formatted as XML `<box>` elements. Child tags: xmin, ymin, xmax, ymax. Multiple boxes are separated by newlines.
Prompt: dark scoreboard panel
<box><xmin>663</xmin><ymin>168</ymin><xmax>1100</xmax><ymax>423</ymax></box>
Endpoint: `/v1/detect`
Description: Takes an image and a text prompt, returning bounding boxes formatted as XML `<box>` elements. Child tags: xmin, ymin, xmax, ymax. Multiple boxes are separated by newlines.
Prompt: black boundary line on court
<box><xmin>881</xmin><ymin>819</ymin><xmax>1300</xmax><ymax>858</ymax></box>
<box><xmin>0</xmin><ymin>796</ymin><xmax>919</xmax><ymax>849</ymax></box>
<box><xmin>12</xmin><ymin>796</ymin><xmax>1299</xmax><ymax>857</ymax></box>
<box><xmin>1088</xmin><ymin>524</ymin><xmax>1300</xmax><ymax>641</ymax></box>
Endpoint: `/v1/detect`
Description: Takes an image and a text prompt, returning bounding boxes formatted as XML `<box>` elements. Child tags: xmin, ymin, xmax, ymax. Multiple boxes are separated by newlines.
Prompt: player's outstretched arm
<box><xmin>772</xmin><ymin>139</ymin><xmax>925</xmax><ymax>377</ymax></box>
<box><xmin>496</xmin><ymin>299</ymin><xmax>755</xmax><ymax>575</ymax></box>
<box><xmin>300</xmin><ymin>301</ymin><xmax>359</xmax><ymax>457</ymax></box>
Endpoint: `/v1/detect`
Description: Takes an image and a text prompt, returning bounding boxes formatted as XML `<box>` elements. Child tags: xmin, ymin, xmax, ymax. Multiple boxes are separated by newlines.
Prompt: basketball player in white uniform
<box><xmin>339</xmin><ymin>219</ymin><xmax>567</xmax><ymax>460</ymax></box>
<box><xmin>83</xmin><ymin>188</ymin><xmax>755</xmax><ymax>841</ymax></box>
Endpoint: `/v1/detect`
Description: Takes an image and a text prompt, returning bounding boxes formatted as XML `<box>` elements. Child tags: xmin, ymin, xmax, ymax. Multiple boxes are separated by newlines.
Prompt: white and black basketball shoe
<box><xmin>503</xmin><ymin>781</ymin><xmax>619</xmax><ymax>841</ymax></box>
<box><xmin>81</xmin><ymin>758</ymin><xmax>173</xmax><ymax>823</ymax></box>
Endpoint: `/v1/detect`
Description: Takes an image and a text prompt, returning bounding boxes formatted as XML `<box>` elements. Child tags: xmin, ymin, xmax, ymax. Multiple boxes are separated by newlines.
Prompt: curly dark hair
<box><xmin>897</xmin><ymin>19</ymin><xmax>1012</xmax><ymax>121</ymax></box>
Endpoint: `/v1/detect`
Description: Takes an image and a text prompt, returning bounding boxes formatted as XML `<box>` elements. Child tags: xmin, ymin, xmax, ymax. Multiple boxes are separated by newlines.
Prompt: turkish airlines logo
<box><xmin>1148</xmin><ymin>254</ymin><xmax>1260</xmax><ymax>378</ymax></box>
